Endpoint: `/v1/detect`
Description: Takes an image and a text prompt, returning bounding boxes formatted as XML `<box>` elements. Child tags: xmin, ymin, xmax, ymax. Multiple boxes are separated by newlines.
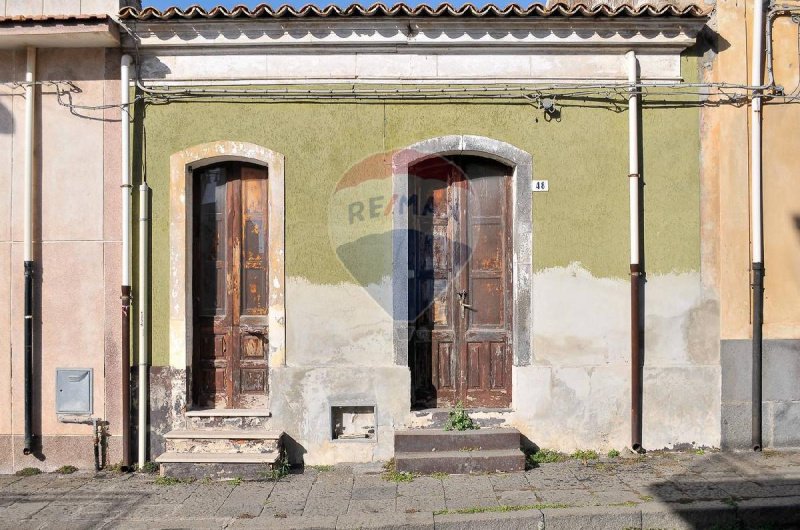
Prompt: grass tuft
<box><xmin>55</xmin><ymin>465</ymin><xmax>78</xmax><ymax>475</ymax></box>
<box><xmin>15</xmin><ymin>467</ymin><xmax>41</xmax><ymax>477</ymax></box>
<box><xmin>382</xmin><ymin>459</ymin><xmax>415</xmax><ymax>483</ymax></box>
<box><xmin>570</xmin><ymin>449</ymin><xmax>599</xmax><ymax>461</ymax></box>
<box><xmin>527</xmin><ymin>448</ymin><xmax>567</xmax><ymax>466</ymax></box>
<box><xmin>154</xmin><ymin>475</ymin><xmax>184</xmax><ymax>486</ymax></box>
<box><xmin>138</xmin><ymin>461</ymin><xmax>159</xmax><ymax>474</ymax></box>
<box><xmin>607</xmin><ymin>449</ymin><xmax>620</xmax><ymax>459</ymax></box>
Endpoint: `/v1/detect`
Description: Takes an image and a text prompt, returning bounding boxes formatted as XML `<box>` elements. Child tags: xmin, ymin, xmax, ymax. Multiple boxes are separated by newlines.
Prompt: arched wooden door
<box><xmin>409</xmin><ymin>155</ymin><xmax>513</xmax><ymax>409</ymax></box>
<box><xmin>192</xmin><ymin>162</ymin><xmax>269</xmax><ymax>409</ymax></box>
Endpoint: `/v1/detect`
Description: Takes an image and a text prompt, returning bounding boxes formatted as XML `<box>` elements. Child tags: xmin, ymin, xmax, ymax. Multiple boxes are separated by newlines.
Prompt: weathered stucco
<box><xmin>516</xmin><ymin>263</ymin><xmax>719</xmax><ymax>451</ymax></box>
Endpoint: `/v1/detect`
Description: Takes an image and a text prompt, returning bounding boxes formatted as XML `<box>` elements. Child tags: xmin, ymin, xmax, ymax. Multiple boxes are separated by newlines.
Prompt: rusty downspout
<box><xmin>627</xmin><ymin>50</ymin><xmax>644</xmax><ymax>454</ymax></box>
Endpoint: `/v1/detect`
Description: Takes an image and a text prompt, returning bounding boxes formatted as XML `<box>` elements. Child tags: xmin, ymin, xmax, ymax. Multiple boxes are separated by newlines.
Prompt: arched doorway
<box><xmin>391</xmin><ymin>135</ymin><xmax>533</xmax><ymax>411</ymax></box>
<box><xmin>168</xmin><ymin>141</ymin><xmax>285</xmax><ymax>415</ymax></box>
<box><xmin>407</xmin><ymin>155</ymin><xmax>513</xmax><ymax>409</ymax></box>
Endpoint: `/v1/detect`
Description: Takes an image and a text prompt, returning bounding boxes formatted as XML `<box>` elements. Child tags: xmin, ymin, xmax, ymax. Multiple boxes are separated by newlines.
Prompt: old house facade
<box><xmin>0</xmin><ymin>0</ymin><xmax>798</xmax><ymax>474</ymax></box>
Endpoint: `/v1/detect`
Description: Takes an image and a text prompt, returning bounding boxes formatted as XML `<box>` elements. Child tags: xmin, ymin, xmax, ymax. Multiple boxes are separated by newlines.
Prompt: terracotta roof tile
<box><xmin>118</xmin><ymin>2</ymin><xmax>712</xmax><ymax>21</ymax></box>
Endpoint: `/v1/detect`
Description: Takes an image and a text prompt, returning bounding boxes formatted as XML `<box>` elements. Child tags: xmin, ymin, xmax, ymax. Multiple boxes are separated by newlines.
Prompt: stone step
<box><xmin>184</xmin><ymin>408</ymin><xmax>272</xmax><ymax>430</ymax></box>
<box><xmin>395</xmin><ymin>428</ymin><xmax>521</xmax><ymax>453</ymax></box>
<box><xmin>164</xmin><ymin>429</ymin><xmax>282</xmax><ymax>454</ymax></box>
<box><xmin>395</xmin><ymin>449</ymin><xmax>526</xmax><ymax>474</ymax></box>
<box><xmin>411</xmin><ymin>408</ymin><xmax>512</xmax><ymax>429</ymax></box>
<box><xmin>156</xmin><ymin>451</ymin><xmax>283</xmax><ymax>480</ymax></box>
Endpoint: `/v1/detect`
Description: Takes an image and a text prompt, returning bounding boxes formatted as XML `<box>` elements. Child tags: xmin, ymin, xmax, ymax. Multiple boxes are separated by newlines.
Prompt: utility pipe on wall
<box><xmin>626</xmin><ymin>50</ymin><xmax>644</xmax><ymax>454</ymax></box>
<box><xmin>120</xmin><ymin>54</ymin><xmax>133</xmax><ymax>469</ymax></box>
<box><xmin>750</xmin><ymin>0</ymin><xmax>766</xmax><ymax>453</ymax></box>
<box><xmin>23</xmin><ymin>47</ymin><xmax>37</xmax><ymax>456</ymax></box>
<box><xmin>138</xmin><ymin>183</ymin><xmax>150</xmax><ymax>469</ymax></box>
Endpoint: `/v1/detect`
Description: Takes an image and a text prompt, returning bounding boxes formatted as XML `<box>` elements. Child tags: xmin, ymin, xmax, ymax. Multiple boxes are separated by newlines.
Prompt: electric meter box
<box><xmin>55</xmin><ymin>369</ymin><xmax>93</xmax><ymax>415</ymax></box>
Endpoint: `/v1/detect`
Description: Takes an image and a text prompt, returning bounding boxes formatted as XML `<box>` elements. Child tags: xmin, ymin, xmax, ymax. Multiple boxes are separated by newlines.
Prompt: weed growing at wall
<box><xmin>15</xmin><ymin>467</ymin><xmax>41</xmax><ymax>477</ymax></box>
<box><xmin>382</xmin><ymin>458</ymin><xmax>414</xmax><ymax>483</ymax></box>
<box><xmin>527</xmin><ymin>448</ymin><xmax>567</xmax><ymax>467</ymax></box>
<box><xmin>55</xmin><ymin>465</ymin><xmax>78</xmax><ymax>474</ymax></box>
<box><xmin>154</xmin><ymin>476</ymin><xmax>187</xmax><ymax>485</ymax></box>
<box><xmin>137</xmin><ymin>461</ymin><xmax>159</xmax><ymax>474</ymax></box>
<box><xmin>570</xmin><ymin>449</ymin><xmax>599</xmax><ymax>462</ymax></box>
<box><xmin>266</xmin><ymin>457</ymin><xmax>291</xmax><ymax>481</ymax></box>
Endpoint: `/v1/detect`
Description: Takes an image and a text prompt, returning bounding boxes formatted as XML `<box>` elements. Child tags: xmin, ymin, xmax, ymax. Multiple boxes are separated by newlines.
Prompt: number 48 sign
<box><xmin>531</xmin><ymin>180</ymin><xmax>549</xmax><ymax>192</ymax></box>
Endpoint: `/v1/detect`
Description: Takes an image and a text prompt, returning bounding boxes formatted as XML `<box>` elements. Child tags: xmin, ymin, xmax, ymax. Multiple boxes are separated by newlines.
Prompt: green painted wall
<box><xmin>134</xmin><ymin>57</ymin><xmax>701</xmax><ymax>366</ymax></box>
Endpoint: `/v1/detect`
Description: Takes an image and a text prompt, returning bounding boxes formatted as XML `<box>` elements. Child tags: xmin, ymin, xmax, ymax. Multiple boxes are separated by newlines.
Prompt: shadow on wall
<box><xmin>0</xmin><ymin>103</ymin><xmax>12</xmax><ymax>134</ymax></box>
<box><xmin>794</xmin><ymin>215</ymin><xmax>800</xmax><ymax>243</ymax></box>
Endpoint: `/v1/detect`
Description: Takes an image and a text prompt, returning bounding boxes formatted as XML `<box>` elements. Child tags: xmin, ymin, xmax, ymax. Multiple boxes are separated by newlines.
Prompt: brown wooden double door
<box><xmin>409</xmin><ymin>156</ymin><xmax>513</xmax><ymax>409</ymax></box>
<box><xmin>193</xmin><ymin>162</ymin><xmax>269</xmax><ymax>409</ymax></box>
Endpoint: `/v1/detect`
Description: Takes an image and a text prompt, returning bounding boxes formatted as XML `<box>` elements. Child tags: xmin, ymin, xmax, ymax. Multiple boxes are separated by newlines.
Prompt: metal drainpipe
<box><xmin>120</xmin><ymin>54</ymin><xmax>133</xmax><ymax>468</ymax></box>
<box><xmin>138</xmin><ymin>183</ymin><xmax>150</xmax><ymax>469</ymax></box>
<box><xmin>627</xmin><ymin>50</ymin><xmax>644</xmax><ymax>454</ymax></box>
<box><xmin>750</xmin><ymin>0</ymin><xmax>766</xmax><ymax>453</ymax></box>
<box><xmin>23</xmin><ymin>46</ymin><xmax>37</xmax><ymax>456</ymax></box>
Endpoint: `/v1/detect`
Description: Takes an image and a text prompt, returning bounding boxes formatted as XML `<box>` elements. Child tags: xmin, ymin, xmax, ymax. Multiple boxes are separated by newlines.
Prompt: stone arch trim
<box><xmin>391</xmin><ymin>135</ymin><xmax>533</xmax><ymax>369</ymax></box>
<box><xmin>168</xmin><ymin>141</ymin><xmax>286</xmax><ymax>396</ymax></box>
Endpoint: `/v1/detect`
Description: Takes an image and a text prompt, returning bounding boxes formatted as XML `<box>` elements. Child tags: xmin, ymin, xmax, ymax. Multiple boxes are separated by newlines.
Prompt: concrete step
<box><xmin>156</xmin><ymin>451</ymin><xmax>283</xmax><ymax>480</ymax></box>
<box><xmin>395</xmin><ymin>428</ymin><xmax>521</xmax><ymax>453</ymax></box>
<box><xmin>184</xmin><ymin>408</ymin><xmax>272</xmax><ymax>430</ymax></box>
<box><xmin>395</xmin><ymin>449</ymin><xmax>526</xmax><ymax>474</ymax></box>
<box><xmin>164</xmin><ymin>429</ymin><xmax>282</xmax><ymax>454</ymax></box>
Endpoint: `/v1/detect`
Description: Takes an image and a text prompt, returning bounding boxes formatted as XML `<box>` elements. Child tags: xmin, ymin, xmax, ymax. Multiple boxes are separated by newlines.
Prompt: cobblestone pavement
<box><xmin>1</xmin><ymin>450</ymin><xmax>799</xmax><ymax>529</ymax></box>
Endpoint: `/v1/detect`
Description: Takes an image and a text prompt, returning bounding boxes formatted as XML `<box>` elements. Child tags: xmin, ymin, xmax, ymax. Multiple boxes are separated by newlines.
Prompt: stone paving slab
<box><xmin>0</xmin><ymin>450</ymin><xmax>799</xmax><ymax>528</ymax></box>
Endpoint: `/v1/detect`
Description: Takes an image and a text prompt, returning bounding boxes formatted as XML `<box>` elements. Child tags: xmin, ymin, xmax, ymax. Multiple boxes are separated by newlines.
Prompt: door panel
<box><xmin>410</xmin><ymin>156</ymin><xmax>512</xmax><ymax>409</ymax></box>
<box><xmin>462</xmin><ymin>157</ymin><xmax>512</xmax><ymax>408</ymax></box>
<box><xmin>193</xmin><ymin>163</ymin><xmax>269</xmax><ymax>409</ymax></box>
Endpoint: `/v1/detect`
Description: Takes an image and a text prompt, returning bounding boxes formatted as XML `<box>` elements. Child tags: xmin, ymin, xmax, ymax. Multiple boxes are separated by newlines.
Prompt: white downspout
<box><xmin>23</xmin><ymin>47</ymin><xmax>35</xmax><ymax>265</ymax></box>
<box><xmin>121</xmin><ymin>55</ymin><xmax>132</xmax><ymax>292</ymax></box>
<box><xmin>138</xmin><ymin>183</ymin><xmax>150</xmax><ymax>469</ymax></box>
<box><xmin>627</xmin><ymin>50</ymin><xmax>640</xmax><ymax>266</ymax></box>
<box><xmin>751</xmin><ymin>2</ymin><xmax>764</xmax><ymax>265</ymax></box>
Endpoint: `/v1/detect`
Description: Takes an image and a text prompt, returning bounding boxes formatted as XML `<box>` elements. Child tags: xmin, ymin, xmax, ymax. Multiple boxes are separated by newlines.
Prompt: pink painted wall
<box><xmin>0</xmin><ymin>46</ymin><xmax>123</xmax><ymax>473</ymax></box>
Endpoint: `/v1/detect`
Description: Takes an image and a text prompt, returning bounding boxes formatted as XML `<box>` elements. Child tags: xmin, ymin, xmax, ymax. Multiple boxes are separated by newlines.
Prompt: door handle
<box><xmin>457</xmin><ymin>291</ymin><xmax>474</xmax><ymax>311</ymax></box>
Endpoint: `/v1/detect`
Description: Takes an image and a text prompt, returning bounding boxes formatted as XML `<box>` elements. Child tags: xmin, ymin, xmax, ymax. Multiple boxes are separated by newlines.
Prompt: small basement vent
<box><xmin>56</xmin><ymin>369</ymin><xmax>93</xmax><ymax>415</ymax></box>
<box><xmin>331</xmin><ymin>405</ymin><xmax>376</xmax><ymax>441</ymax></box>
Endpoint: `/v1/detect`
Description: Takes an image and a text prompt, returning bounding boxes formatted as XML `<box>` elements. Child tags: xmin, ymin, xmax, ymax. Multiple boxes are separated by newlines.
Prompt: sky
<box><xmin>141</xmin><ymin>0</ymin><xmax>522</xmax><ymax>9</ymax></box>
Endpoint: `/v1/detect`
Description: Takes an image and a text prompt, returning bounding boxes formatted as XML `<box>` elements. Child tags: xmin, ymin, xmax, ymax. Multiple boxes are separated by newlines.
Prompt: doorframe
<box><xmin>391</xmin><ymin>136</ymin><xmax>533</xmax><ymax>387</ymax></box>
<box><xmin>169</xmin><ymin>141</ymin><xmax>286</xmax><ymax>409</ymax></box>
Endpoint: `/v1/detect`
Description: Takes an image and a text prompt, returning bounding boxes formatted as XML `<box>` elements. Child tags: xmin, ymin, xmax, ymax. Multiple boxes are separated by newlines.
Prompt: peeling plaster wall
<box><xmin>0</xmin><ymin>48</ymin><xmax>123</xmax><ymax>473</ymax></box>
<box><xmin>515</xmin><ymin>264</ymin><xmax>719</xmax><ymax>451</ymax></box>
<box><xmin>136</xmin><ymin>53</ymin><xmax>716</xmax><ymax>460</ymax></box>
